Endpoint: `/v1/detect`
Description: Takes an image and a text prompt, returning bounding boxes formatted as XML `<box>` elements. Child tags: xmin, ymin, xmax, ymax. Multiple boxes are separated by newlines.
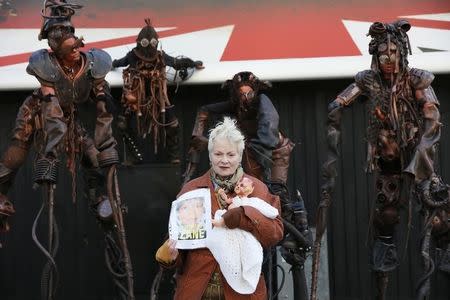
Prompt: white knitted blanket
<box><xmin>206</xmin><ymin>197</ymin><xmax>278</xmax><ymax>294</ymax></box>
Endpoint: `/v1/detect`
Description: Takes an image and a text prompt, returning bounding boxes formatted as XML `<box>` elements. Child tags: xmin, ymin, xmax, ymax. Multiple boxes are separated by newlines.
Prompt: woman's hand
<box><xmin>167</xmin><ymin>239</ymin><xmax>179</xmax><ymax>261</ymax></box>
<box><xmin>217</xmin><ymin>188</ymin><xmax>229</xmax><ymax>204</ymax></box>
<box><xmin>212</xmin><ymin>217</ymin><xmax>225</xmax><ymax>228</ymax></box>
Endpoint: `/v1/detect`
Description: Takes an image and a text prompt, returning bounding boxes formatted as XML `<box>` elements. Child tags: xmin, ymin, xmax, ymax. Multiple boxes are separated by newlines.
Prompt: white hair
<box><xmin>208</xmin><ymin>117</ymin><xmax>245</xmax><ymax>158</ymax></box>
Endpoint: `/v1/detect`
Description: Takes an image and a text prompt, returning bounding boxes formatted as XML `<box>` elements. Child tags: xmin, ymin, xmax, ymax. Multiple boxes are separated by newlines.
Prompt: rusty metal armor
<box><xmin>316</xmin><ymin>68</ymin><xmax>448</xmax><ymax>299</ymax></box>
<box><xmin>27</xmin><ymin>48</ymin><xmax>111</xmax><ymax>106</ymax></box>
<box><xmin>0</xmin><ymin>47</ymin><xmax>115</xmax><ymax>228</ymax></box>
<box><xmin>25</xmin><ymin>47</ymin><xmax>115</xmax><ymax>155</ymax></box>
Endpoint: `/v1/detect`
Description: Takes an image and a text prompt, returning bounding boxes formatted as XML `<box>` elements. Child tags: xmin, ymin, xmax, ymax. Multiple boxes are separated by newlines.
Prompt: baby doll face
<box><xmin>234</xmin><ymin>177</ymin><xmax>254</xmax><ymax>197</ymax></box>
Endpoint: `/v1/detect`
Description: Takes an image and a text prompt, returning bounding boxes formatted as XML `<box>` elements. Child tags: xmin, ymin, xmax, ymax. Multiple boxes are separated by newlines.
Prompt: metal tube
<box><xmin>267</xmin><ymin>250</ymin><xmax>273</xmax><ymax>300</ymax></box>
<box><xmin>47</xmin><ymin>184</ymin><xmax>54</xmax><ymax>300</ymax></box>
<box><xmin>310</xmin><ymin>240</ymin><xmax>321</xmax><ymax>300</ymax></box>
<box><xmin>292</xmin><ymin>264</ymin><xmax>308</xmax><ymax>300</ymax></box>
<box><xmin>106</xmin><ymin>166</ymin><xmax>135</xmax><ymax>300</ymax></box>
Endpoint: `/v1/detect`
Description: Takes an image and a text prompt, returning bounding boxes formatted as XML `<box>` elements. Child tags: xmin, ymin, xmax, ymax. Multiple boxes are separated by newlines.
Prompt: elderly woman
<box><xmin>157</xmin><ymin>117</ymin><xmax>283</xmax><ymax>299</ymax></box>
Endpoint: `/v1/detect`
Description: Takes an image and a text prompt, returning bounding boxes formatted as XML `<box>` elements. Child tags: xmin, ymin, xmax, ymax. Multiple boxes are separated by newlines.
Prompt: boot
<box><xmin>371</xmin><ymin>236</ymin><xmax>399</xmax><ymax>272</ymax></box>
<box><xmin>437</xmin><ymin>246</ymin><xmax>450</xmax><ymax>273</ymax></box>
<box><xmin>190</xmin><ymin>110</ymin><xmax>209</xmax><ymax>152</ymax></box>
<box><xmin>0</xmin><ymin>140</ymin><xmax>30</xmax><ymax>232</ymax></box>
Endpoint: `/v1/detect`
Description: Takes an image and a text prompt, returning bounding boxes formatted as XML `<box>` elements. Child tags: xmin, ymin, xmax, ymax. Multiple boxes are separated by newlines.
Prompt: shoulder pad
<box><xmin>257</xmin><ymin>94</ymin><xmax>277</xmax><ymax>111</ymax></box>
<box><xmin>409</xmin><ymin>68</ymin><xmax>434</xmax><ymax>90</ymax></box>
<box><xmin>26</xmin><ymin>49</ymin><xmax>60</xmax><ymax>83</ymax></box>
<box><xmin>87</xmin><ymin>48</ymin><xmax>112</xmax><ymax>79</ymax></box>
<box><xmin>257</xmin><ymin>94</ymin><xmax>279</xmax><ymax>121</ymax></box>
<box><xmin>354</xmin><ymin>70</ymin><xmax>379</xmax><ymax>91</ymax></box>
<box><xmin>258</xmin><ymin>93</ymin><xmax>271</xmax><ymax>103</ymax></box>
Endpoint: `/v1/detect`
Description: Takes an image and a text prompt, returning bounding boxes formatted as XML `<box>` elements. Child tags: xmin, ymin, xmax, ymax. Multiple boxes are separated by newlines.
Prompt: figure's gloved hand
<box><xmin>279</xmin><ymin>198</ymin><xmax>313</xmax><ymax>266</ymax></box>
<box><xmin>189</xmin><ymin>135</ymin><xmax>208</xmax><ymax>152</ymax></box>
<box><xmin>371</xmin><ymin>237</ymin><xmax>399</xmax><ymax>272</ymax></box>
<box><xmin>117</xmin><ymin>115</ymin><xmax>128</xmax><ymax>131</ymax></box>
<box><xmin>96</xmin><ymin>93</ymin><xmax>117</xmax><ymax>115</ymax></box>
<box><xmin>0</xmin><ymin>194</ymin><xmax>15</xmax><ymax>233</ymax></box>
<box><xmin>280</xmin><ymin>235</ymin><xmax>306</xmax><ymax>266</ymax></box>
<box><xmin>111</xmin><ymin>60</ymin><xmax>119</xmax><ymax>70</ymax></box>
<box><xmin>437</xmin><ymin>247</ymin><xmax>450</xmax><ymax>273</ymax></box>
<box><xmin>194</xmin><ymin>60</ymin><xmax>205</xmax><ymax>70</ymax></box>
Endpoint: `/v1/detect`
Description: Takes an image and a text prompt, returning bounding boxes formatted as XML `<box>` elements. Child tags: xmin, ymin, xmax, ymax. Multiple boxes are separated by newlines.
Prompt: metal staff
<box><xmin>106</xmin><ymin>165</ymin><xmax>135</xmax><ymax>299</ymax></box>
<box><xmin>281</xmin><ymin>190</ymin><xmax>312</xmax><ymax>300</ymax></box>
<box><xmin>32</xmin><ymin>157</ymin><xmax>60</xmax><ymax>300</ymax></box>
<box><xmin>310</xmin><ymin>106</ymin><xmax>342</xmax><ymax>300</ymax></box>
<box><xmin>46</xmin><ymin>184</ymin><xmax>56</xmax><ymax>300</ymax></box>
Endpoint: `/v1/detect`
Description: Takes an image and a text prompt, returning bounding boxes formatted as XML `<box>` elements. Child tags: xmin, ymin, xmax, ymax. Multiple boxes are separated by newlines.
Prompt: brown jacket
<box><xmin>172</xmin><ymin>171</ymin><xmax>284</xmax><ymax>300</ymax></box>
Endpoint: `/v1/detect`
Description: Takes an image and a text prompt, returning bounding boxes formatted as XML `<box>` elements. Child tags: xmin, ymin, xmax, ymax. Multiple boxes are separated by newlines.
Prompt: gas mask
<box><xmin>378</xmin><ymin>42</ymin><xmax>397</xmax><ymax>65</ymax></box>
<box><xmin>377</xmin><ymin>40</ymin><xmax>400</xmax><ymax>75</ymax></box>
<box><xmin>139</xmin><ymin>37</ymin><xmax>158</xmax><ymax>49</ymax></box>
<box><xmin>221</xmin><ymin>71</ymin><xmax>271</xmax><ymax>111</ymax></box>
<box><xmin>232</xmin><ymin>72</ymin><xmax>259</xmax><ymax>105</ymax></box>
<box><xmin>135</xmin><ymin>18</ymin><xmax>159</xmax><ymax>58</ymax></box>
<box><xmin>238</xmin><ymin>88</ymin><xmax>256</xmax><ymax>103</ymax></box>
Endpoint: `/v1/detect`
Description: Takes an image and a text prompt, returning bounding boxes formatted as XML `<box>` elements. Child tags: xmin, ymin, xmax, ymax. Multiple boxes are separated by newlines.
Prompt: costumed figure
<box><xmin>185</xmin><ymin>72</ymin><xmax>312</xmax><ymax>299</ymax></box>
<box><xmin>156</xmin><ymin>117</ymin><xmax>284</xmax><ymax>299</ymax></box>
<box><xmin>311</xmin><ymin>20</ymin><xmax>450</xmax><ymax>300</ymax></box>
<box><xmin>112</xmin><ymin>18</ymin><xmax>204</xmax><ymax>164</ymax></box>
<box><xmin>0</xmin><ymin>1</ymin><xmax>135</xmax><ymax>299</ymax></box>
<box><xmin>186</xmin><ymin>71</ymin><xmax>290</xmax><ymax>183</ymax></box>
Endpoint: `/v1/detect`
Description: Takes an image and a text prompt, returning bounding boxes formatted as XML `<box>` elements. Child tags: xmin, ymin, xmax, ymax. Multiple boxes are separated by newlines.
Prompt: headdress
<box><xmin>367</xmin><ymin>20</ymin><xmax>412</xmax><ymax>73</ymax></box>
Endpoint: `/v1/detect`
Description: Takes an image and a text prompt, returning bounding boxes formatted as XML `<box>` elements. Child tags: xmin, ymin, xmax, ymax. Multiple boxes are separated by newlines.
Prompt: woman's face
<box><xmin>210</xmin><ymin>139</ymin><xmax>241</xmax><ymax>177</ymax></box>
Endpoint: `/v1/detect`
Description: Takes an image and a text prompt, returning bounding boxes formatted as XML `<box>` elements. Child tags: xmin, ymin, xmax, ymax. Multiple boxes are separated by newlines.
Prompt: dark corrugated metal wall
<box><xmin>0</xmin><ymin>74</ymin><xmax>449</xmax><ymax>299</ymax></box>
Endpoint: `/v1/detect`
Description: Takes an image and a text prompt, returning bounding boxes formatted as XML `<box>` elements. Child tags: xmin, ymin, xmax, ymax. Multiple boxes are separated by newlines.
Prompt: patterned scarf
<box><xmin>210</xmin><ymin>166</ymin><xmax>244</xmax><ymax>208</ymax></box>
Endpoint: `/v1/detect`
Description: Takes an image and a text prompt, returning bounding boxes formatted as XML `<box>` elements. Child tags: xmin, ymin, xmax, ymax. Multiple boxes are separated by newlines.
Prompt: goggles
<box><xmin>140</xmin><ymin>37</ymin><xmax>158</xmax><ymax>48</ymax></box>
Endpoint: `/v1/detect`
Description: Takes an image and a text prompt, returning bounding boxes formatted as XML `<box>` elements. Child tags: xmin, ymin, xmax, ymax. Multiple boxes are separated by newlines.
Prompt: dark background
<box><xmin>0</xmin><ymin>75</ymin><xmax>449</xmax><ymax>299</ymax></box>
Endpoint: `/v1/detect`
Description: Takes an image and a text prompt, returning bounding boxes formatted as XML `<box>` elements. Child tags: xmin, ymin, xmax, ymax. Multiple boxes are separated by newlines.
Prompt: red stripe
<box><xmin>0</xmin><ymin>27</ymin><xmax>190</xmax><ymax>67</ymax></box>
<box><xmin>0</xmin><ymin>52</ymin><xmax>31</xmax><ymax>67</ymax></box>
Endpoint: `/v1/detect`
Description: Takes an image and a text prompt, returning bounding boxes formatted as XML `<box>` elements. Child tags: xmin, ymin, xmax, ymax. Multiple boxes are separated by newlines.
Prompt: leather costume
<box><xmin>26</xmin><ymin>48</ymin><xmax>116</xmax><ymax>157</ymax></box>
<box><xmin>0</xmin><ymin>47</ymin><xmax>115</xmax><ymax>221</ymax></box>
<box><xmin>312</xmin><ymin>20</ymin><xmax>449</xmax><ymax>300</ymax></box>
<box><xmin>113</xmin><ymin>19</ymin><xmax>201</xmax><ymax>163</ymax></box>
<box><xmin>190</xmin><ymin>72</ymin><xmax>294</xmax><ymax>183</ymax></box>
<box><xmin>0</xmin><ymin>2</ymin><xmax>135</xmax><ymax>299</ymax></box>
